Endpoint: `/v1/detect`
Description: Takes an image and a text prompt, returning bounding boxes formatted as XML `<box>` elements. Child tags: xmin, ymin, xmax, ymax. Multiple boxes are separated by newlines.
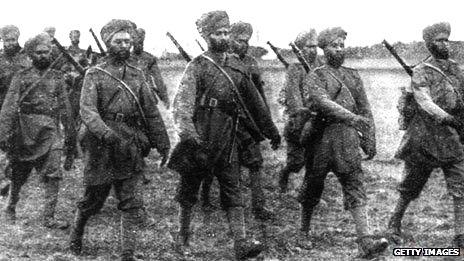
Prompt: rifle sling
<box><xmin>94</xmin><ymin>66</ymin><xmax>148</xmax><ymax>128</ymax></box>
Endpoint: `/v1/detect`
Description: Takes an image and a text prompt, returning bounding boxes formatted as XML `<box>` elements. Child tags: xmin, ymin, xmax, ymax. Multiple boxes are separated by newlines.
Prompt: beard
<box><xmin>210</xmin><ymin>39</ymin><xmax>229</xmax><ymax>53</ymax></box>
<box><xmin>32</xmin><ymin>57</ymin><xmax>51</xmax><ymax>70</ymax></box>
<box><xmin>4</xmin><ymin>44</ymin><xmax>21</xmax><ymax>57</ymax></box>
<box><xmin>71</xmin><ymin>40</ymin><xmax>80</xmax><ymax>46</ymax></box>
<box><xmin>428</xmin><ymin>43</ymin><xmax>449</xmax><ymax>60</ymax></box>
<box><xmin>109</xmin><ymin>46</ymin><xmax>131</xmax><ymax>61</ymax></box>
<box><xmin>326</xmin><ymin>51</ymin><xmax>345</xmax><ymax>68</ymax></box>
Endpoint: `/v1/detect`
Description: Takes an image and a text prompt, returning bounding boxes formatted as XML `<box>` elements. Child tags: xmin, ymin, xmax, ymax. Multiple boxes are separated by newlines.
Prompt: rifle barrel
<box><xmin>266</xmin><ymin>41</ymin><xmax>289</xmax><ymax>68</ymax></box>
<box><xmin>51</xmin><ymin>38</ymin><xmax>86</xmax><ymax>75</ymax></box>
<box><xmin>89</xmin><ymin>28</ymin><xmax>106</xmax><ymax>56</ymax></box>
<box><xmin>382</xmin><ymin>40</ymin><xmax>413</xmax><ymax>76</ymax></box>
<box><xmin>166</xmin><ymin>32</ymin><xmax>192</xmax><ymax>62</ymax></box>
<box><xmin>289</xmin><ymin>42</ymin><xmax>310</xmax><ymax>73</ymax></box>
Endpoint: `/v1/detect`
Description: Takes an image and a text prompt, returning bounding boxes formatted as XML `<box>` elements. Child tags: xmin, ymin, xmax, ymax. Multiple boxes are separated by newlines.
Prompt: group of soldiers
<box><xmin>0</xmin><ymin>8</ymin><xmax>462</xmax><ymax>261</ymax></box>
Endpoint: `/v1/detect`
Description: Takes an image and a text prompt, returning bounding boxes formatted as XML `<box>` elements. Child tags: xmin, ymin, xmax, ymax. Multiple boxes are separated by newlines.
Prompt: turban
<box><xmin>196</xmin><ymin>10</ymin><xmax>229</xmax><ymax>38</ymax></box>
<box><xmin>423</xmin><ymin>22</ymin><xmax>451</xmax><ymax>43</ymax></box>
<box><xmin>69</xmin><ymin>30</ymin><xmax>80</xmax><ymax>38</ymax></box>
<box><xmin>136</xmin><ymin>28</ymin><xmax>146</xmax><ymax>42</ymax></box>
<box><xmin>317</xmin><ymin>27</ymin><xmax>347</xmax><ymax>49</ymax></box>
<box><xmin>230</xmin><ymin>21</ymin><xmax>253</xmax><ymax>40</ymax></box>
<box><xmin>0</xmin><ymin>25</ymin><xmax>20</xmax><ymax>40</ymax></box>
<box><xmin>43</xmin><ymin>27</ymin><xmax>56</xmax><ymax>37</ymax></box>
<box><xmin>100</xmin><ymin>19</ymin><xmax>137</xmax><ymax>47</ymax></box>
<box><xmin>24</xmin><ymin>33</ymin><xmax>52</xmax><ymax>55</ymax></box>
<box><xmin>294</xmin><ymin>29</ymin><xmax>317</xmax><ymax>50</ymax></box>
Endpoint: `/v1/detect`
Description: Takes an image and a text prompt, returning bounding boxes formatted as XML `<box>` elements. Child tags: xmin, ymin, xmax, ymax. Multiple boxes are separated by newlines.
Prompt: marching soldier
<box><xmin>277</xmin><ymin>29</ymin><xmax>323</xmax><ymax>193</ymax></box>
<box><xmin>0</xmin><ymin>25</ymin><xmax>31</xmax><ymax>197</ymax></box>
<box><xmin>68</xmin><ymin>19</ymin><xmax>170</xmax><ymax>261</ymax></box>
<box><xmin>0</xmin><ymin>33</ymin><xmax>75</xmax><ymax>229</ymax></box>
<box><xmin>169</xmin><ymin>10</ymin><xmax>280</xmax><ymax>260</ymax></box>
<box><xmin>130</xmin><ymin>28</ymin><xmax>170</xmax><ymax>108</ymax></box>
<box><xmin>67</xmin><ymin>30</ymin><xmax>85</xmax><ymax>58</ymax></box>
<box><xmin>299</xmin><ymin>27</ymin><xmax>387</xmax><ymax>258</ymax></box>
<box><xmin>388</xmin><ymin>22</ymin><xmax>464</xmax><ymax>250</ymax></box>
<box><xmin>200</xmin><ymin>21</ymin><xmax>280</xmax><ymax>220</ymax></box>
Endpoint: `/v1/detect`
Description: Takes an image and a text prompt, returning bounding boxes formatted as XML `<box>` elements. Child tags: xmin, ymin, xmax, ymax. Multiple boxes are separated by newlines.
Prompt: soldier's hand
<box><xmin>270</xmin><ymin>134</ymin><xmax>281</xmax><ymax>150</ymax></box>
<box><xmin>351</xmin><ymin>115</ymin><xmax>371</xmax><ymax>132</ymax></box>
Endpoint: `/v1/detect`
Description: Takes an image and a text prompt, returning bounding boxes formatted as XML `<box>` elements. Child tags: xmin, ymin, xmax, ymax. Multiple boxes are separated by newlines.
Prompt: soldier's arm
<box><xmin>148</xmin><ymin>57</ymin><xmax>170</xmax><ymax>106</ymax></box>
<box><xmin>140</xmin><ymin>80</ymin><xmax>170</xmax><ymax>152</ymax></box>
<box><xmin>80</xmin><ymin>69</ymin><xmax>113</xmax><ymax>139</ymax></box>
<box><xmin>411</xmin><ymin>66</ymin><xmax>450</xmax><ymax>122</ymax></box>
<box><xmin>57</xmin><ymin>73</ymin><xmax>76</xmax><ymax>146</ymax></box>
<box><xmin>0</xmin><ymin>74</ymin><xmax>21</xmax><ymax>145</ymax></box>
<box><xmin>303</xmin><ymin>71</ymin><xmax>358</xmax><ymax>123</ymax></box>
<box><xmin>284</xmin><ymin>64</ymin><xmax>306</xmax><ymax>115</ymax></box>
<box><xmin>173</xmin><ymin>62</ymin><xmax>200</xmax><ymax>141</ymax></box>
<box><xmin>248</xmin><ymin>58</ymin><xmax>268</xmax><ymax>107</ymax></box>
<box><xmin>353</xmin><ymin>71</ymin><xmax>374</xmax><ymax>120</ymax></box>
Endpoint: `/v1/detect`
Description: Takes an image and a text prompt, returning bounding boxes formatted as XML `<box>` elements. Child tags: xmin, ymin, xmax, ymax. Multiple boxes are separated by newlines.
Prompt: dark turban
<box><xmin>0</xmin><ymin>25</ymin><xmax>20</xmax><ymax>40</ymax></box>
<box><xmin>294</xmin><ymin>29</ymin><xmax>317</xmax><ymax>50</ymax></box>
<box><xmin>230</xmin><ymin>21</ymin><xmax>253</xmax><ymax>40</ymax></box>
<box><xmin>196</xmin><ymin>10</ymin><xmax>229</xmax><ymax>38</ymax></box>
<box><xmin>24</xmin><ymin>33</ymin><xmax>52</xmax><ymax>56</ymax></box>
<box><xmin>100</xmin><ymin>19</ymin><xmax>137</xmax><ymax>47</ymax></box>
<box><xmin>423</xmin><ymin>22</ymin><xmax>451</xmax><ymax>43</ymax></box>
<box><xmin>317</xmin><ymin>27</ymin><xmax>347</xmax><ymax>49</ymax></box>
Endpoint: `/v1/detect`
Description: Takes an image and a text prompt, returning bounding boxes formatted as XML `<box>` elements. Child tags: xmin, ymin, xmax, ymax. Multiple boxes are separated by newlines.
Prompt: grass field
<box><xmin>0</xmin><ymin>60</ymin><xmax>462</xmax><ymax>260</ymax></box>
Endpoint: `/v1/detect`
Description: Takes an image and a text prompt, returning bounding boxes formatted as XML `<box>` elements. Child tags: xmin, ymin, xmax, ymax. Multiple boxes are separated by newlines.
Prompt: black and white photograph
<box><xmin>0</xmin><ymin>0</ymin><xmax>463</xmax><ymax>260</ymax></box>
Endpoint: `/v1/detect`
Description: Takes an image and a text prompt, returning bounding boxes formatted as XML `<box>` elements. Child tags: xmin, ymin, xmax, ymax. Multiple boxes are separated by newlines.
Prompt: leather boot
<box><xmin>43</xmin><ymin>178</ymin><xmax>69</xmax><ymax>229</ymax></box>
<box><xmin>278</xmin><ymin>167</ymin><xmax>291</xmax><ymax>193</ymax></box>
<box><xmin>250</xmin><ymin>168</ymin><xmax>274</xmax><ymax>221</ymax></box>
<box><xmin>120</xmin><ymin>209</ymin><xmax>140</xmax><ymax>260</ymax></box>
<box><xmin>387</xmin><ymin>196</ymin><xmax>411</xmax><ymax>243</ymax></box>
<box><xmin>3</xmin><ymin>178</ymin><xmax>22</xmax><ymax>224</ymax></box>
<box><xmin>300</xmin><ymin>205</ymin><xmax>313</xmax><ymax>234</ymax></box>
<box><xmin>175</xmin><ymin>206</ymin><xmax>192</xmax><ymax>255</ymax></box>
<box><xmin>69</xmin><ymin>209</ymin><xmax>89</xmax><ymax>255</ymax></box>
<box><xmin>357</xmin><ymin>235</ymin><xmax>389</xmax><ymax>259</ymax></box>
<box><xmin>227</xmin><ymin>207</ymin><xmax>264</xmax><ymax>260</ymax></box>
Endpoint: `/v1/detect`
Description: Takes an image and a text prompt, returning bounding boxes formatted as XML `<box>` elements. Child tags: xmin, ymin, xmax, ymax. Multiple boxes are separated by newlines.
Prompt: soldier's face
<box><xmin>70</xmin><ymin>32</ymin><xmax>80</xmax><ymax>45</ymax></box>
<box><xmin>208</xmin><ymin>27</ymin><xmax>230</xmax><ymax>52</ymax></box>
<box><xmin>31</xmin><ymin>44</ymin><xmax>52</xmax><ymax>69</ymax></box>
<box><xmin>230</xmin><ymin>34</ymin><xmax>249</xmax><ymax>57</ymax></box>
<box><xmin>3</xmin><ymin>34</ymin><xmax>19</xmax><ymax>52</ymax></box>
<box><xmin>302</xmin><ymin>44</ymin><xmax>317</xmax><ymax>63</ymax></box>
<box><xmin>428</xmin><ymin>32</ymin><xmax>450</xmax><ymax>59</ymax></box>
<box><xmin>109</xmin><ymin>31</ymin><xmax>132</xmax><ymax>61</ymax></box>
<box><xmin>324</xmin><ymin>38</ymin><xmax>345</xmax><ymax>68</ymax></box>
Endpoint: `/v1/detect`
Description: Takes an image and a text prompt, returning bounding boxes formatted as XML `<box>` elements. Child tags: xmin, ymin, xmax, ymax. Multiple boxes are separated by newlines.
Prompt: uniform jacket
<box><xmin>80</xmin><ymin>59</ymin><xmax>170</xmax><ymax>185</ymax></box>
<box><xmin>396</xmin><ymin>57</ymin><xmax>464</xmax><ymax>164</ymax></box>
<box><xmin>0</xmin><ymin>47</ymin><xmax>31</xmax><ymax>106</ymax></box>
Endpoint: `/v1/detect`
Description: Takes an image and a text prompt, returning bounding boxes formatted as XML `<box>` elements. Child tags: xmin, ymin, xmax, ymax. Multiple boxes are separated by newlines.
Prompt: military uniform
<box><xmin>0</xmin><ymin>44</ymin><xmax>75</xmax><ymax>228</ymax></box>
<box><xmin>129</xmin><ymin>51</ymin><xmax>169</xmax><ymax>106</ymax></box>
<box><xmin>69</xmin><ymin>19</ymin><xmax>170</xmax><ymax>260</ymax></box>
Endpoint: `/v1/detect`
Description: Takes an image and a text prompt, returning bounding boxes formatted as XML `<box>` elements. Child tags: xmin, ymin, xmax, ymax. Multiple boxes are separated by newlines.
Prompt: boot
<box><xmin>121</xmin><ymin>210</ymin><xmax>140</xmax><ymax>261</ymax></box>
<box><xmin>43</xmin><ymin>178</ymin><xmax>69</xmax><ymax>229</ymax></box>
<box><xmin>250</xmin><ymin>169</ymin><xmax>274</xmax><ymax>221</ymax></box>
<box><xmin>200</xmin><ymin>176</ymin><xmax>215</xmax><ymax>212</ymax></box>
<box><xmin>69</xmin><ymin>210</ymin><xmax>89</xmax><ymax>255</ymax></box>
<box><xmin>386</xmin><ymin>196</ymin><xmax>411</xmax><ymax>244</ymax></box>
<box><xmin>3</xmin><ymin>178</ymin><xmax>22</xmax><ymax>224</ymax></box>
<box><xmin>357</xmin><ymin>236</ymin><xmax>389</xmax><ymax>259</ymax></box>
<box><xmin>175</xmin><ymin>206</ymin><xmax>192</xmax><ymax>255</ymax></box>
<box><xmin>278</xmin><ymin>167</ymin><xmax>291</xmax><ymax>193</ymax></box>
<box><xmin>300</xmin><ymin>205</ymin><xmax>313</xmax><ymax>234</ymax></box>
<box><xmin>227</xmin><ymin>207</ymin><xmax>264</xmax><ymax>260</ymax></box>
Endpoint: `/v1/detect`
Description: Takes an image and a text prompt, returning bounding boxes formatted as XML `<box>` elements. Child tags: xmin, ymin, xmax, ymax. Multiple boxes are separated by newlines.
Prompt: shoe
<box><xmin>234</xmin><ymin>238</ymin><xmax>264</xmax><ymax>260</ymax></box>
<box><xmin>357</xmin><ymin>236</ymin><xmax>389</xmax><ymax>259</ymax></box>
<box><xmin>278</xmin><ymin>169</ymin><xmax>289</xmax><ymax>193</ymax></box>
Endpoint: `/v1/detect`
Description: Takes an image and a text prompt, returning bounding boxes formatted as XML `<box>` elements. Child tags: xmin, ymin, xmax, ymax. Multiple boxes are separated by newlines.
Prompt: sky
<box><xmin>1</xmin><ymin>0</ymin><xmax>463</xmax><ymax>57</ymax></box>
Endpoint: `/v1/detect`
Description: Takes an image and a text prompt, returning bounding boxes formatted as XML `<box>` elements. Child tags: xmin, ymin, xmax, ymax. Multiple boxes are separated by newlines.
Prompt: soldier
<box><xmin>169</xmin><ymin>10</ymin><xmax>280</xmax><ymax>259</ymax></box>
<box><xmin>67</xmin><ymin>30</ymin><xmax>85</xmax><ymax>58</ymax></box>
<box><xmin>200</xmin><ymin>21</ymin><xmax>279</xmax><ymax>220</ymax></box>
<box><xmin>388</xmin><ymin>22</ymin><xmax>464</xmax><ymax>250</ymax></box>
<box><xmin>0</xmin><ymin>33</ymin><xmax>75</xmax><ymax>229</ymax></box>
<box><xmin>129</xmin><ymin>28</ymin><xmax>170</xmax><ymax>108</ymax></box>
<box><xmin>277</xmin><ymin>29</ymin><xmax>323</xmax><ymax>193</ymax></box>
<box><xmin>0</xmin><ymin>25</ymin><xmax>31</xmax><ymax>197</ymax></box>
<box><xmin>68</xmin><ymin>19</ymin><xmax>170</xmax><ymax>261</ymax></box>
<box><xmin>299</xmin><ymin>27</ymin><xmax>387</xmax><ymax>258</ymax></box>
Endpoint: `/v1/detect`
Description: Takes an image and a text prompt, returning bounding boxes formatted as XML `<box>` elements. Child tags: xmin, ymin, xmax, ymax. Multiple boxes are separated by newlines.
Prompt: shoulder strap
<box><xmin>324</xmin><ymin>69</ymin><xmax>356</xmax><ymax>103</ymax></box>
<box><xmin>19</xmin><ymin>67</ymin><xmax>56</xmax><ymax>104</ymax></box>
<box><xmin>93</xmin><ymin>66</ymin><xmax>148</xmax><ymax>127</ymax></box>
<box><xmin>422</xmin><ymin>62</ymin><xmax>452</xmax><ymax>83</ymax></box>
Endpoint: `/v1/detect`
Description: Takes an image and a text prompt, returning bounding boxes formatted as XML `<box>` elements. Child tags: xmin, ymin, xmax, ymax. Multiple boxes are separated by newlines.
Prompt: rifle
<box><xmin>89</xmin><ymin>28</ymin><xmax>107</xmax><ymax>56</ymax></box>
<box><xmin>85</xmin><ymin>45</ymin><xmax>93</xmax><ymax>58</ymax></box>
<box><xmin>267</xmin><ymin>41</ymin><xmax>289</xmax><ymax>68</ymax></box>
<box><xmin>166</xmin><ymin>32</ymin><xmax>192</xmax><ymax>62</ymax></box>
<box><xmin>51</xmin><ymin>38</ymin><xmax>86</xmax><ymax>75</ymax></box>
<box><xmin>382</xmin><ymin>40</ymin><xmax>413</xmax><ymax>76</ymax></box>
<box><xmin>195</xmin><ymin>39</ymin><xmax>205</xmax><ymax>52</ymax></box>
<box><xmin>289</xmin><ymin>42</ymin><xmax>310</xmax><ymax>73</ymax></box>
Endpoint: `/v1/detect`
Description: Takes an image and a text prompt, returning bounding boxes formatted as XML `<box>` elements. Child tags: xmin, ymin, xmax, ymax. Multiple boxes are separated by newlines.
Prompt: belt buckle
<box><xmin>209</xmin><ymin>98</ymin><xmax>218</xmax><ymax>107</ymax></box>
<box><xmin>115</xmin><ymin>113</ymin><xmax>124</xmax><ymax>122</ymax></box>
